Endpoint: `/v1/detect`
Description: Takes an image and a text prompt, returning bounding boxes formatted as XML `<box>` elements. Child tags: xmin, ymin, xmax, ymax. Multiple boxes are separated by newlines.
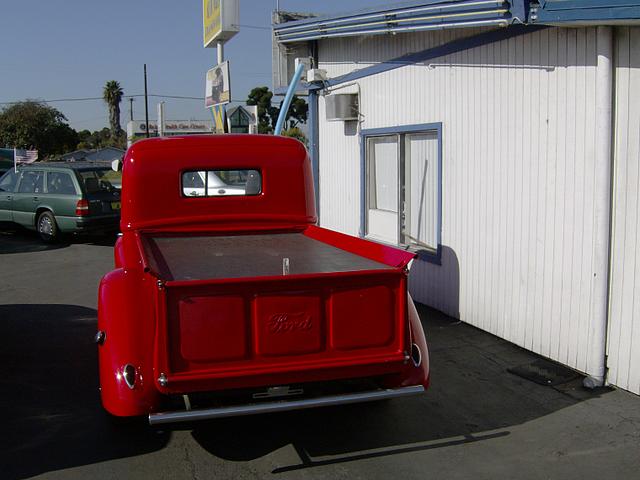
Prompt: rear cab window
<box><xmin>181</xmin><ymin>169</ymin><xmax>262</xmax><ymax>197</ymax></box>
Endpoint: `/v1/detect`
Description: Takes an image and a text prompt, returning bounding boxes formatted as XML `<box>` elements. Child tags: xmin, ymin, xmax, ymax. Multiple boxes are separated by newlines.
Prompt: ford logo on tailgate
<box><xmin>268</xmin><ymin>313</ymin><xmax>313</xmax><ymax>334</ymax></box>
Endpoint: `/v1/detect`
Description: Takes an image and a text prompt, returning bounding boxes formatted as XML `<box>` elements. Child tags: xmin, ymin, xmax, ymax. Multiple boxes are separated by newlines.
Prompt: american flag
<box><xmin>14</xmin><ymin>148</ymin><xmax>38</xmax><ymax>166</ymax></box>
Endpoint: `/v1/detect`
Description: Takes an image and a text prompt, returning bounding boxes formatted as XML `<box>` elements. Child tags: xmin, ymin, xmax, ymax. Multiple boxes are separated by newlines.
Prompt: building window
<box><xmin>363</xmin><ymin>124</ymin><xmax>441</xmax><ymax>256</ymax></box>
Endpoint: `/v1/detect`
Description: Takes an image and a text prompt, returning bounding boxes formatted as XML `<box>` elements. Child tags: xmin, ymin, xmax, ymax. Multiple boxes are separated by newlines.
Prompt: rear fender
<box><xmin>98</xmin><ymin>268</ymin><xmax>160</xmax><ymax>416</ymax></box>
<box><xmin>114</xmin><ymin>232</ymin><xmax>143</xmax><ymax>270</ymax></box>
<box><xmin>381</xmin><ymin>294</ymin><xmax>430</xmax><ymax>389</ymax></box>
<box><xmin>114</xmin><ymin>236</ymin><xmax>124</xmax><ymax>268</ymax></box>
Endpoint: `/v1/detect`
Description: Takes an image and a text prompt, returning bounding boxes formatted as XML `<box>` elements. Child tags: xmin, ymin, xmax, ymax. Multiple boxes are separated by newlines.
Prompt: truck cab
<box><xmin>97</xmin><ymin>134</ymin><xmax>429</xmax><ymax>424</ymax></box>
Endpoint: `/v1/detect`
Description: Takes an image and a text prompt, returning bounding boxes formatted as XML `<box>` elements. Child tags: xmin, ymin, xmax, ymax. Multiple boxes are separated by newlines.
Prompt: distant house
<box><xmin>226</xmin><ymin>105</ymin><xmax>258</xmax><ymax>133</ymax></box>
<box><xmin>58</xmin><ymin>147</ymin><xmax>124</xmax><ymax>163</ymax></box>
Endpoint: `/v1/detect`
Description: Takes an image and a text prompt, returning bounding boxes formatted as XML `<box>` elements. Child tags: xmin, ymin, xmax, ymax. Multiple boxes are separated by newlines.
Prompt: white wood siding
<box><xmin>317</xmin><ymin>27</ymin><xmax>606</xmax><ymax>377</ymax></box>
<box><xmin>607</xmin><ymin>27</ymin><xmax>640</xmax><ymax>395</ymax></box>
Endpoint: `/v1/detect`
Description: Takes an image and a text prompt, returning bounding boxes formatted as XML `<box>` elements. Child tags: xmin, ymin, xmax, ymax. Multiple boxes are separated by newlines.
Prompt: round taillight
<box><xmin>122</xmin><ymin>364</ymin><xmax>137</xmax><ymax>389</ymax></box>
<box><xmin>411</xmin><ymin>343</ymin><xmax>422</xmax><ymax>367</ymax></box>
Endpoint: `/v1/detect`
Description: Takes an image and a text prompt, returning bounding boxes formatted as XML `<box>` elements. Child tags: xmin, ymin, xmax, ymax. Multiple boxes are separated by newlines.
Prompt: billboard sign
<box><xmin>129</xmin><ymin>121</ymin><xmax>214</xmax><ymax>135</ymax></box>
<box><xmin>203</xmin><ymin>0</ymin><xmax>239</xmax><ymax>47</ymax></box>
<box><xmin>205</xmin><ymin>61</ymin><xmax>231</xmax><ymax>108</ymax></box>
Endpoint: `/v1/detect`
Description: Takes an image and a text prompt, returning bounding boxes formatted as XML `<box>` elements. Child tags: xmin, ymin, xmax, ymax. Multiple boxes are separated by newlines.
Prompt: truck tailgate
<box><xmin>143</xmin><ymin>229</ymin><xmax>415</xmax><ymax>393</ymax></box>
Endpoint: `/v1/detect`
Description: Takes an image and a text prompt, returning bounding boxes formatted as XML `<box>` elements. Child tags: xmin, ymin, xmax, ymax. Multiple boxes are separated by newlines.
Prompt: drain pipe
<box><xmin>584</xmin><ymin>26</ymin><xmax>614</xmax><ymax>389</ymax></box>
<box><xmin>274</xmin><ymin>62</ymin><xmax>306</xmax><ymax>135</ymax></box>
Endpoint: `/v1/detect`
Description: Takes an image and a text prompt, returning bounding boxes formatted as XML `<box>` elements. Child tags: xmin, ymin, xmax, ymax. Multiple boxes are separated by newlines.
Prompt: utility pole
<box><xmin>129</xmin><ymin>97</ymin><xmax>134</xmax><ymax>122</ymax></box>
<box><xmin>144</xmin><ymin>64</ymin><xmax>150</xmax><ymax>138</ymax></box>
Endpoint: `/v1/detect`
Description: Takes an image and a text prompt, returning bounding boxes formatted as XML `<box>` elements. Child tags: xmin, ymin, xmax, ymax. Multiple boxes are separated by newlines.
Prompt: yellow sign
<box><xmin>212</xmin><ymin>105</ymin><xmax>226</xmax><ymax>133</ymax></box>
<box><xmin>203</xmin><ymin>0</ymin><xmax>239</xmax><ymax>47</ymax></box>
<box><xmin>203</xmin><ymin>0</ymin><xmax>221</xmax><ymax>47</ymax></box>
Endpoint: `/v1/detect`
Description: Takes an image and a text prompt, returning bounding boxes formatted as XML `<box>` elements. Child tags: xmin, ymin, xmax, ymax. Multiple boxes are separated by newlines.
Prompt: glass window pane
<box><xmin>182</xmin><ymin>171</ymin><xmax>206</xmax><ymax>197</ymax></box>
<box><xmin>0</xmin><ymin>170</ymin><xmax>18</xmax><ymax>192</ymax></box>
<box><xmin>18</xmin><ymin>171</ymin><xmax>44</xmax><ymax>193</ymax></box>
<box><xmin>182</xmin><ymin>169</ymin><xmax>261</xmax><ymax>197</ymax></box>
<box><xmin>368</xmin><ymin>136</ymin><xmax>398</xmax><ymax>213</ymax></box>
<box><xmin>47</xmin><ymin>171</ymin><xmax>77</xmax><ymax>195</ymax></box>
<box><xmin>96</xmin><ymin>169</ymin><xmax>122</xmax><ymax>190</ymax></box>
<box><xmin>79</xmin><ymin>170</ymin><xmax>116</xmax><ymax>193</ymax></box>
<box><xmin>366</xmin><ymin>135</ymin><xmax>399</xmax><ymax>245</ymax></box>
<box><xmin>404</xmin><ymin>132</ymin><xmax>439</xmax><ymax>250</ymax></box>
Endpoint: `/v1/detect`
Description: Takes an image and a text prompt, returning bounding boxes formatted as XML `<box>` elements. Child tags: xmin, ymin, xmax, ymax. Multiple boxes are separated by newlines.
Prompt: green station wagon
<box><xmin>0</xmin><ymin>163</ymin><xmax>121</xmax><ymax>242</ymax></box>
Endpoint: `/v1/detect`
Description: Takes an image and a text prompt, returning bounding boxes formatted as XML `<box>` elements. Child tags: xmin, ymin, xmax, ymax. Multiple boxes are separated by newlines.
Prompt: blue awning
<box><xmin>273</xmin><ymin>0</ymin><xmax>640</xmax><ymax>45</ymax></box>
<box><xmin>273</xmin><ymin>1</ymin><xmax>513</xmax><ymax>44</ymax></box>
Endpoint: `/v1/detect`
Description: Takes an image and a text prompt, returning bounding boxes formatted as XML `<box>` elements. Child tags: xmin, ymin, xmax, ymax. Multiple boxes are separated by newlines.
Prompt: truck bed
<box><xmin>144</xmin><ymin>232</ymin><xmax>392</xmax><ymax>281</ymax></box>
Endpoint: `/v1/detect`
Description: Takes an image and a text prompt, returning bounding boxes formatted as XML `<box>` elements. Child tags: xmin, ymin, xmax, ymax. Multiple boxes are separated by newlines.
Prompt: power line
<box><xmin>231</xmin><ymin>23</ymin><xmax>272</xmax><ymax>30</ymax></box>
<box><xmin>0</xmin><ymin>94</ymin><xmax>216</xmax><ymax>105</ymax></box>
<box><xmin>146</xmin><ymin>94</ymin><xmax>201</xmax><ymax>100</ymax></box>
<box><xmin>0</xmin><ymin>96</ymin><xmax>104</xmax><ymax>104</ymax></box>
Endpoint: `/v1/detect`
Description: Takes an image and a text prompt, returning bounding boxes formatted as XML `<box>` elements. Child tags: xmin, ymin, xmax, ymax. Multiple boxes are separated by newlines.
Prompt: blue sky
<box><xmin>1</xmin><ymin>0</ymin><xmax>407</xmax><ymax>132</ymax></box>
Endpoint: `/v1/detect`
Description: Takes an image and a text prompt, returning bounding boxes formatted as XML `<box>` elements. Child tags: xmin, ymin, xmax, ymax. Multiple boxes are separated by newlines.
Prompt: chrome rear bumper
<box><xmin>148</xmin><ymin>385</ymin><xmax>424</xmax><ymax>425</ymax></box>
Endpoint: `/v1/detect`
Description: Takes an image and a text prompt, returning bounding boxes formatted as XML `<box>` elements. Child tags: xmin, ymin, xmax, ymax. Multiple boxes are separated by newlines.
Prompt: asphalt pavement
<box><xmin>1</xmin><ymin>228</ymin><xmax>639</xmax><ymax>480</ymax></box>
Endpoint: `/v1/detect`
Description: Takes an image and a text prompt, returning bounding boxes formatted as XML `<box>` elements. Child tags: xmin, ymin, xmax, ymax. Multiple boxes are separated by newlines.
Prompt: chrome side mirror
<box><xmin>111</xmin><ymin>158</ymin><xmax>122</xmax><ymax>172</ymax></box>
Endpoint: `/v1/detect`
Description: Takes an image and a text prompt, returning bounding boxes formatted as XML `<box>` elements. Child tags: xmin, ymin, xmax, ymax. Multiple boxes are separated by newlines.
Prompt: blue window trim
<box><xmin>360</xmin><ymin>122</ymin><xmax>443</xmax><ymax>265</ymax></box>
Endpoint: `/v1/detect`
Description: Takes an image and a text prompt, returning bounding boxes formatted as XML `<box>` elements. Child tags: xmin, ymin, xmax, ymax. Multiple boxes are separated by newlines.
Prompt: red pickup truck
<box><xmin>97</xmin><ymin>134</ymin><xmax>429</xmax><ymax>425</ymax></box>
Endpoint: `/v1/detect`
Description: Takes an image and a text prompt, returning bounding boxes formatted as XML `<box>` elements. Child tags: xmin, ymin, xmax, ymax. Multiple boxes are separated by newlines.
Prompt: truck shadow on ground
<box><xmin>188</xmin><ymin>305</ymin><xmax>610</xmax><ymax>472</ymax></box>
<box><xmin>0</xmin><ymin>227</ymin><xmax>116</xmax><ymax>254</ymax></box>
<box><xmin>0</xmin><ymin>304</ymin><xmax>169</xmax><ymax>480</ymax></box>
<box><xmin>0</xmin><ymin>303</ymin><xmax>610</xmax><ymax>479</ymax></box>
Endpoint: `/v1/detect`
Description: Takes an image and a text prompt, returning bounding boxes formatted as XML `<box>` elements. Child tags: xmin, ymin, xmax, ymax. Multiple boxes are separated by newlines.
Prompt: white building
<box><xmin>273</xmin><ymin>1</ymin><xmax>640</xmax><ymax>395</ymax></box>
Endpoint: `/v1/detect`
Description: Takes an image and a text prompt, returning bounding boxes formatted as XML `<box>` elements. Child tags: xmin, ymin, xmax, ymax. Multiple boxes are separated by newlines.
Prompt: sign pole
<box><xmin>217</xmin><ymin>41</ymin><xmax>224</xmax><ymax>64</ymax></box>
<box><xmin>203</xmin><ymin>0</ymin><xmax>239</xmax><ymax>134</ymax></box>
<box><xmin>213</xmin><ymin>41</ymin><xmax>225</xmax><ymax>133</ymax></box>
<box><xmin>144</xmin><ymin>64</ymin><xmax>150</xmax><ymax>138</ymax></box>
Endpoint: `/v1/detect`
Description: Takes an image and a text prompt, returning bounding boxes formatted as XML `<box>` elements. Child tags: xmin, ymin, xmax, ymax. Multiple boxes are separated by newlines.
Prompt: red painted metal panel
<box><xmin>330</xmin><ymin>285</ymin><xmax>394</xmax><ymax>350</ymax></box>
<box><xmin>155</xmin><ymin>270</ymin><xmax>409</xmax><ymax>394</ymax></box>
<box><xmin>178</xmin><ymin>296</ymin><xmax>247</xmax><ymax>362</ymax></box>
<box><xmin>254</xmin><ymin>294</ymin><xmax>323</xmax><ymax>356</ymax></box>
<box><xmin>120</xmin><ymin>135</ymin><xmax>317</xmax><ymax>232</ymax></box>
<box><xmin>303</xmin><ymin>225</ymin><xmax>416</xmax><ymax>268</ymax></box>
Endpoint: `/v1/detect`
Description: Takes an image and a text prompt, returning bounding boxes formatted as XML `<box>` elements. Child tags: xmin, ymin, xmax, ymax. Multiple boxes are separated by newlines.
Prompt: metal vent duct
<box><xmin>325</xmin><ymin>94</ymin><xmax>359</xmax><ymax>121</ymax></box>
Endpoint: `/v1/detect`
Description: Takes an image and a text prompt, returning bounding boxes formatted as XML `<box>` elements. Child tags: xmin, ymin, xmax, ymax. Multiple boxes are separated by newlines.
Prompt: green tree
<box><xmin>76</xmin><ymin>127</ymin><xmax>125</xmax><ymax>150</ymax></box>
<box><xmin>103</xmin><ymin>80</ymin><xmax>124</xmax><ymax>137</ymax></box>
<box><xmin>0</xmin><ymin>100</ymin><xmax>78</xmax><ymax>158</ymax></box>
<box><xmin>282</xmin><ymin>126</ymin><xmax>307</xmax><ymax>146</ymax></box>
<box><xmin>286</xmin><ymin>96</ymin><xmax>308</xmax><ymax>129</ymax></box>
<box><xmin>246</xmin><ymin>86</ymin><xmax>308</xmax><ymax>133</ymax></box>
<box><xmin>247</xmin><ymin>86</ymin><xmax>277</xmax><ymax>133</ymax></box>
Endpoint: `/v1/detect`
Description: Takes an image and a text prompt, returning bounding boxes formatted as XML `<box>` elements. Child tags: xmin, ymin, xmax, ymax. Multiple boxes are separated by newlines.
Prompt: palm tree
<box><xmin>103</xmin><ymin>80</ymin><xmax>124</xmax><ymax>137</ymax></box>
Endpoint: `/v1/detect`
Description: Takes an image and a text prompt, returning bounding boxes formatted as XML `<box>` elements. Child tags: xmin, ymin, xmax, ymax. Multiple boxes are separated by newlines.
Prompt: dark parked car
<box><xmin>0</xmin><ymin>163</ymin><xmax>121</xmax><ymax>242</ymax></box>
